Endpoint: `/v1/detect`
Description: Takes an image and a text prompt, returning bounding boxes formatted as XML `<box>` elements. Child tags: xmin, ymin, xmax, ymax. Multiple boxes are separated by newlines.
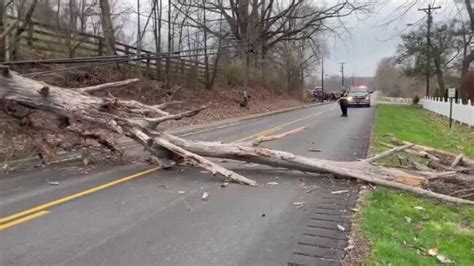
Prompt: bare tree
<box><xmin>152</xmin><ymin>0</ymin><xmax>162</xmax><ymax>79</ymax></box>
<box><xmin>460</xmin><ymin>0</ymin><xmax>473</xmax><ymax>100</ymax></box>
<box><xmin>175</xmin><ymin>0</ymin><xmax>369</xmax><ymax>60</ymax></box>
<box><xmin>10</xmin><ymin>0</ymin><xmax>38</xmax><ymax>60</ymax></box>
<box><xmin>373</xmin><ymin>57</ymin><xmax>424</xmax><ymax>98</ymax></box>
<box><xmin>201</xmin><ymin>0</ymin><xmax>210</xmax><ymax>89</ymax></box>
<box><xmin>98</xmin><ymin>0</ymin><xmax>116</xmax><ymax>55</ymax></box>
<box><xmin>165</xmin><ymin>0</ymin><xmax>171</xmax><ymax>89</ymax></box>
<box><xmin>0</xmin><ymin>0</ymin><xmax>6</xmax><ymax>61</ymax></box>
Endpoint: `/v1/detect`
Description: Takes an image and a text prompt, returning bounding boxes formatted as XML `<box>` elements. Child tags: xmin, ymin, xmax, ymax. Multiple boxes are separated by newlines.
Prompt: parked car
<box><xmin>347</xmin><ymin>85</ymin><xmax>372</xmax><ymax>107</ymax></box>
<box><xmin>311</xmin><ymin>87</ymin><xmax>339</xmax><ymax>102</ymax></box>
<box><xmin>312</xmin><ymin>87</ymin><xmax>324</xmax><ymax>101</ymax></box>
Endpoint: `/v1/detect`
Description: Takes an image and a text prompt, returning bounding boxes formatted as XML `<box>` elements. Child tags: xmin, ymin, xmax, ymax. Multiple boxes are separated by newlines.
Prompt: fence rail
<box><xmin>2</xmin><ymin>17</ymin><xmax>221</xmax><ymax>83</ymax></box>
<box><xmin>421</xmin><ymin>97</ymin><xmax>473</xmax><ymax>127</ymax></box>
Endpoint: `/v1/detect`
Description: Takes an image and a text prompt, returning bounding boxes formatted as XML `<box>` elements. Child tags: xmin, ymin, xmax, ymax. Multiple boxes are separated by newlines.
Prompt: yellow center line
<box><xmin>0</xmin><ymin>106</ymin><xmax>332</xmax><ymax>230</ymax></box>
<box><xmin>0</xmin><ymin>167</ymin><xmax>159</xmax><ymax>226</ymax></box>
<box><xmin>233</xmin><ymin>126</ymin><xmax>284</xmax><ymax>143</ymax></box>
<box><xmin>0</xmin><ymin>211</ymin><xmax>50</xmax><ymax>231</ymax></box>
<box><xmin>234</xmin><ymin>108</ymin><xmax>330</xmax><ymax>143</ymax></box>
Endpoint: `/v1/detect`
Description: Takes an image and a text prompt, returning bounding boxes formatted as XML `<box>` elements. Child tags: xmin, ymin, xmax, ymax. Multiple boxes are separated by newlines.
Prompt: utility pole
<box><xmin>321</xmin><ymin>56</ymin><xmax>324</xmax><ymax>101</ymax></box>
<box><xmin>418</xmin><ymin>4</ymin><xmax>441</xmax><ymax>97</ymax></box>
<box><xmin>340</xmin><ymin>62</ymin><xmax>346</xmax><ymax>89</ymax></box>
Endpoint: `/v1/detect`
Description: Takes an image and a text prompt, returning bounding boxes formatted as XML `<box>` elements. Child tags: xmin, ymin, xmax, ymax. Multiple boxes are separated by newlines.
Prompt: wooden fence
<box><xmin>2</xmin><ymin>17</ymin><xmax>221</xmax><ymax>84</ymax></box>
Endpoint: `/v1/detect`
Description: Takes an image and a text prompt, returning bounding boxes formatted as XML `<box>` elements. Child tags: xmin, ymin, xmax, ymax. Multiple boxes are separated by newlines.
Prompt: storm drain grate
<box><xmin>288</xmin><ymin>182</ymin><xmax>359</xmax><ymax>265</ymax></box>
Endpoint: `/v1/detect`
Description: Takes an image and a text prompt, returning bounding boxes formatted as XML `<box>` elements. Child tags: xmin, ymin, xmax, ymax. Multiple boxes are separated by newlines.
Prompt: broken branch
<box><xmin>162</xmin><ymin>133</ymin><xmax>473</xmax><ymax>204</ymax></box>
<box><xmin>143</xmin><ymin>105</ymin><xmax>207</xmax><ymax>128</ymax></box>
<box><xmin>78</xmin><ymin>79</ymin><xmax>140</xmax><ymax>93</ymax></box>
<box><xmin>153</xmin><ymin>137</ymin><xmax>257</xmax><ymax>186</ymax></box>
<box><xmin>451</xmin><ymin>154</ymin><xmax>464</xmax><ymax>168</ymax></box>
<box><xmin>392</xmin><ymin>139</ymin><xmax>474</xmax><ymax>167</ymax></box>
<box><xmin>365</xmin><ymin>144</ymin><xmax>414</xmax><ymax>163</ymax></box>
<box><xmin>154</xmin><ymin>101</ymin><xmax>184</xmax><ymax>110</ymax></box>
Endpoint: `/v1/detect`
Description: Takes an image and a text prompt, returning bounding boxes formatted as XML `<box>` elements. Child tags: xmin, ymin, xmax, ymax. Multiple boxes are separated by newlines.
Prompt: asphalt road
<box><xmin>0</xmin><ymin>102</ymin><xmax>375</xmax><ymax>266</ymax></box>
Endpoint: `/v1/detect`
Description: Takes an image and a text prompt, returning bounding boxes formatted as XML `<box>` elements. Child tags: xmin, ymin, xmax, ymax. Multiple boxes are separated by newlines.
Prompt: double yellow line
<box><xmin>234</xmin><ymin>109</ymin><xmax>328</xmax><ymax>143</ymax></box>
<box><xmin>0</xmin><ymin>168</ymin><xmax>160</xmax><ymax>231</ymax></box>
<box><xmin>0</xmin><ymin>107</ymin><xmax>330</xmax><ymax>231</ymax></box>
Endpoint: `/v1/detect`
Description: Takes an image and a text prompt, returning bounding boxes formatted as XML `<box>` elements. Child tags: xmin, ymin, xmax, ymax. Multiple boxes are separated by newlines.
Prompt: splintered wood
<box><xmin>1</xmin><ymin>69</ymin><xmax>472</xmax><ymax>204</ymax></box>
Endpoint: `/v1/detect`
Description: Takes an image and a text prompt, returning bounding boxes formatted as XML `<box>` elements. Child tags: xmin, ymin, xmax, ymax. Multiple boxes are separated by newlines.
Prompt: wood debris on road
<box><xmin>2</xmin><ymin>70</ymin><xmax>473</xmax><ymax>204</ymax></box>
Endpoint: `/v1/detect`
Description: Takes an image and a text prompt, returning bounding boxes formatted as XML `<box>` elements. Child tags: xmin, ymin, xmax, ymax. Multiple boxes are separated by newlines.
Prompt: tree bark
<box><xmin>162</xmin><ymin>134</ymin><xmax>471</xmax><ymax>204</ymax></box>
<box><xmin>99</xmin><ymin>0</ymin><xmax>116</xmax><ymax>55</ymax></box>
<box><xmin>165</xmin><ymin>0</ymin><xmax>171</xmax><ymax>89</ymax></box>
<box><xmin>1</xmin><ymin>70</ymin><xmax>472</xmax><ymax>205</ymax></box>
<box><xmin>461</xmin><ymin>0</ymin><xmax>474</xmax><ymax>101</ymax></box>
<box><xmin>152</xmin><ymin>0</ymin><xmax>162</xmax><ymax>80</ymax></box>
<box><xmin>11</xmin><ymin>0</ymin><xmax>39</xmax><ymax>60</ymax></box>
<box><xmin>433</xmin><ymin>53</ymin><xmax>445</xmax><ymax>96</ymax></box>
<box><xmin>202</xmin><ymin>0</ymin><xmax>210</xmax><ymax>89</ymax></box>
<box><xmin>0</xmin><ymin>0</ymin><xmax>5</xmax><ymax>61</ymax></box>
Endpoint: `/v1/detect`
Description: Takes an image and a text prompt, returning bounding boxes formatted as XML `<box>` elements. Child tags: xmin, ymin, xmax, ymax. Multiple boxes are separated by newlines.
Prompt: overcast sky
<box><xmin>325</xmin><ymin>0</ymin><xmax>465</xmax><ymax>77</ymax></box>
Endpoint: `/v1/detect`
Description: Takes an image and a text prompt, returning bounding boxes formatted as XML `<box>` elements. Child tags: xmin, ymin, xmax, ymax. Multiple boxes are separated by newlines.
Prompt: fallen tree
<box><xmin>1</xmin><ymin>69</ymin><xmax>473</xmax><ymax>204</ymax></box>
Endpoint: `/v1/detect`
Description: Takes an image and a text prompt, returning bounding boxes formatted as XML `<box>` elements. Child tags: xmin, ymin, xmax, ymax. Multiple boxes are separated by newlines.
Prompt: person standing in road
<box><xmin>339</xmin><ymin>90</ymin><xmax>349</xmax><ymax>117</ymax></box>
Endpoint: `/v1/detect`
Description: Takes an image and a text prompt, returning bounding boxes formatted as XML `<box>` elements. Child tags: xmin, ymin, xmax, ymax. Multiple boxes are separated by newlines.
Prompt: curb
<box><xmin>3</xmin><ymin>101</ymin><xmax>333</xmax><ymax>168</ymax></box>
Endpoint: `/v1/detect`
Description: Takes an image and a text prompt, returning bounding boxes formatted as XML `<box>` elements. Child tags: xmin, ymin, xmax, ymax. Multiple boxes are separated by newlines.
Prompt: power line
<box><xmin>418</xmin><ymin>4</ymin><xmax>441</xmax><ymax>97</ymax></box>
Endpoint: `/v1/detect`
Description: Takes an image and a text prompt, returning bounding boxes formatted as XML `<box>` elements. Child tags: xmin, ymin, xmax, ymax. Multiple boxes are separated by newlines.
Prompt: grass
<box><xmin>360</xmin><ymin>104</ymin><xmax>474</xmax><ymax>265</ymax></box>
<box><xmin>362</xmin><ymin>189</ymin><xmax>474</xmax><ymax>265</ymax></box>
<box><xmin>372</xmin><ymin>104</ymin><xmax>473</xmax><ymax>157</ymax></box>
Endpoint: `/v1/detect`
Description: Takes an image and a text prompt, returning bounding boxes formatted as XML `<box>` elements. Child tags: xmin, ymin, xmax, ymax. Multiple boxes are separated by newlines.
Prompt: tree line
<box><xmin>373</xmin><ymin>1</ymin><xmax>473</xmax><ymax>101</ymax></box>
<box><xmin>0</xmin><ymin>0</ymin><xmax>373</xmax><ymax>95</ymax></box>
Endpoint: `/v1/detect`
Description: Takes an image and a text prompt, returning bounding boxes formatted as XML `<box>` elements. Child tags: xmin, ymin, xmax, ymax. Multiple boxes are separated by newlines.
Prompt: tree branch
<box><xmin>78</xmin><ymin>79</ymin><xmax>140</xmax><ymax>93</ymax></box>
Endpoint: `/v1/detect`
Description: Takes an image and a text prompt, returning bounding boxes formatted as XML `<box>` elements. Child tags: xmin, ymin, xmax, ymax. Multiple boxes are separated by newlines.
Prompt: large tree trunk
<box><xmin>11</xmin><ymin>0</ymin><xmax>39</xmax><ymax>60</ymax></box>
<box><xmin>99</xmin><ymin>0</ymin><xmax>116</xmax><ymax>55</ymax></box>
<box><xmin>0</xmin><ymin>0</ymin><xmax>6</xmax><ymax>61</ymax></box>
<box><xmin>433</xmin><ymin>54</ymin><xmax>445</xmax><ymax>96</ymax></box>
<box><xmin>466</xmin><ymin>0</ymin><xmax>474</xmax><ymax>32</ymax></box>
<box><xmin>462</xmin><ymin>0</ymin><xmax>474</xmax><ymax>101</ymax></box>
<box><xmin>202</xmin><ymin>0</ymin><xmax>210</xmax><ymax>90</ymax></box>
<box><xmin>1</xmin><ymin>70</ymin><xmax>473</xmax><ymax>205</ymax></box>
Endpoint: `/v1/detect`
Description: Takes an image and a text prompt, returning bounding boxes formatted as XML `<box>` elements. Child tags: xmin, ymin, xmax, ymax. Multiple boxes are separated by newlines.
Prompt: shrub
<box><xmin>222</xmin><ymin>63</ymin><xmax>244</xmax><ymax>86</ymax></box>
<box><xmin>412</xmin><ymin>95</ymin><xmax>420</xmax><ymax>105</ymax></box>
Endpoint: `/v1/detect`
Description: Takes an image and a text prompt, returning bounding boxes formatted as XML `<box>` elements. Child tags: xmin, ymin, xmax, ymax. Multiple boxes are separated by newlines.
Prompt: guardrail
<box><xmin>421</xmin><ymin>97</ymin><xmax>473</xmax><ymax>127</ymax></box>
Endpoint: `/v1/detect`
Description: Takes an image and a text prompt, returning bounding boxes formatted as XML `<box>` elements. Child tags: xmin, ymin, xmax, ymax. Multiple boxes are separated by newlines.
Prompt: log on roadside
<box><xmin>1</xmin><ymin>69</ymin><xmax>472</xmax><ymax>205</ymax></box>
